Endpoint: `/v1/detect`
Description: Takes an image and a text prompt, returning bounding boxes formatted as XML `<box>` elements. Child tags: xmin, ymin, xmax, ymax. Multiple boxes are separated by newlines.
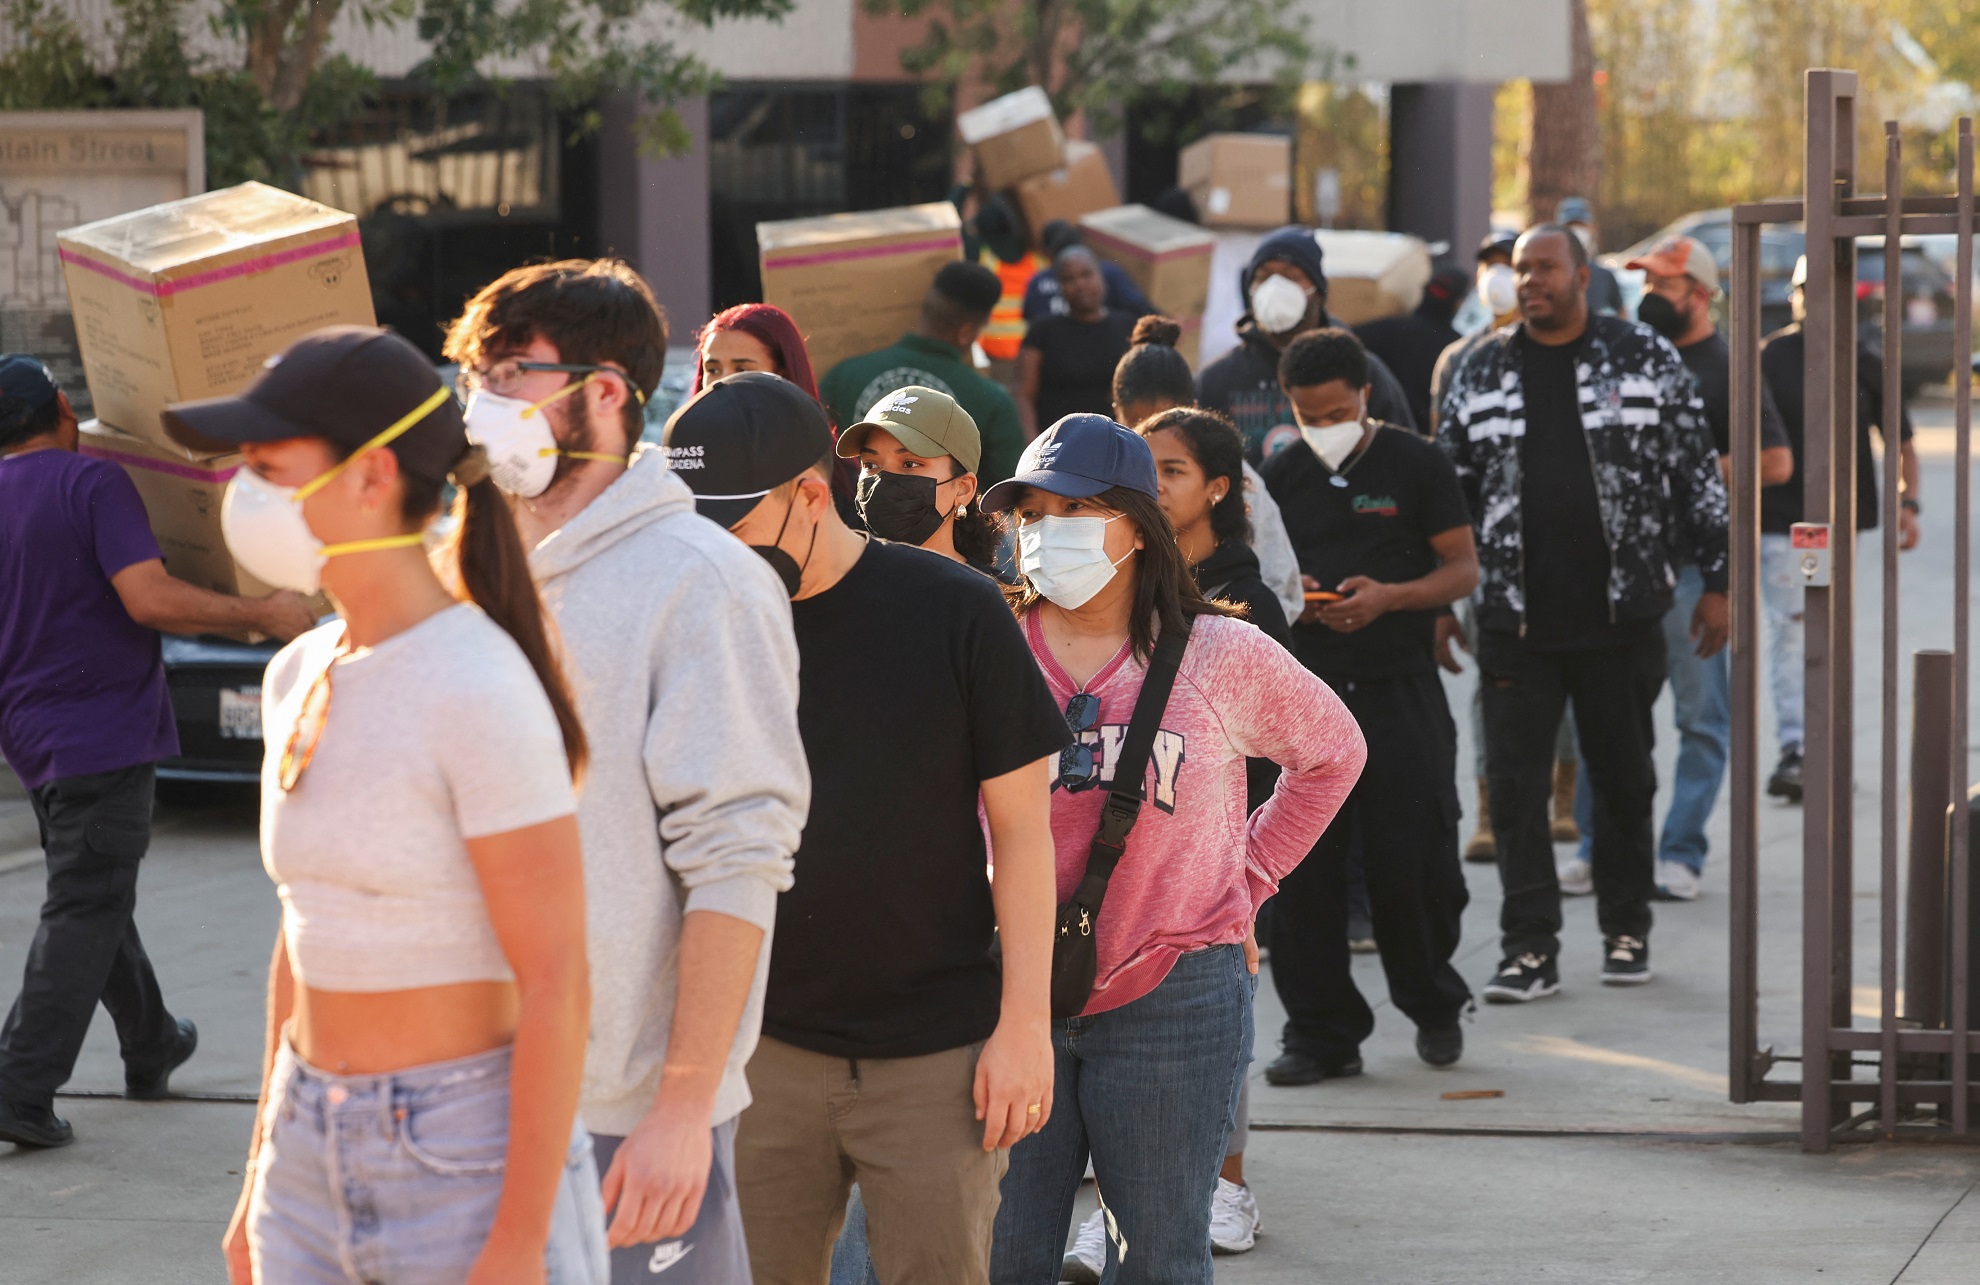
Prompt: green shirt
<box><xmin>819</xmin><ymin>333</ymin><xmax>1026</xmax><ymax>487</ymax></box>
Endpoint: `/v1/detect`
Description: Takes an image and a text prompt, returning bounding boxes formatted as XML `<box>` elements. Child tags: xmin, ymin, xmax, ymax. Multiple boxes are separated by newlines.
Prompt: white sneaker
<box><xmin>1062</xmin><ymin>1207</ymin><xmax>1108</xmax><ymax>1282</ymax></box>
<box><xmin>1558</xmin><ymin>858</ymin><xmax>1594</xmax><ymax>896</ymax></box>
<box><xmin>1656</xmin><ymin>861</ymin><xmax>1701</xmax><ymax>901</ymax></box>
<box><xmin>1209</xmin><ymin>1177</ymin><xmax>1260</xmax><ymax>1254</ymax></box>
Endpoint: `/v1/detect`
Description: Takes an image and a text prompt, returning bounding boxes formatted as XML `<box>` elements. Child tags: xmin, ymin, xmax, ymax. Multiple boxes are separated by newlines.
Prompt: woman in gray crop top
<box><xmin>162</xmin><ymin>329</ymin><xmax>607</xmax><ymax>1285</ymax></box>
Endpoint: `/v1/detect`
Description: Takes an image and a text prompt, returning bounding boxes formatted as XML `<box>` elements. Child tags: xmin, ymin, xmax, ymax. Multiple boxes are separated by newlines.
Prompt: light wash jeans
<box><xmin>250</xmin><ymin>1041</ymin><xmax>609</xmax><ymax>1284</ymax></box>
<box><xmin>991</xmin><ymin>944</ymin><xmax>1253</xmax><ymax>1285</ymax></box>
<box><xmin>1572</xmin><ymin>564</ymin><xmax>1729</xmax><ymax>875</ymax></box>
<box><xmin>1759</xmin><ymin>533</ymin><xmax>1806</xmax><ymax>753</ymax></box>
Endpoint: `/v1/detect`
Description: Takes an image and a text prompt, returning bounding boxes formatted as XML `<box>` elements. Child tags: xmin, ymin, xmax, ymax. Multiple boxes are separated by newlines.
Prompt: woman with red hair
<box><xmin>693</xmin><ymin>303</ymin><xmax>862</xmax><ymax>517</ymax></box>
<box><xmin>690</xmin><ymin>303</ymin><xmax>820</xmax><ymax>400</ymax></box>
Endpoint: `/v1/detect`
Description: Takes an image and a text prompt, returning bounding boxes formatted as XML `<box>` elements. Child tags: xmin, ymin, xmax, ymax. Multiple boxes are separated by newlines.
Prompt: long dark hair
<box><xmin>947</xmin><ymin>459</ymin><xmax>1003</xmax><ymax>566</ymax></box>
<box><xmin>397</xmin><ymin>466</ymin><xmax>589</xmax><ymax>782</ymax></box>
<box><xmin>1006</xmin><ymin>485</ymin><xmax>1242</xmax><ymax>663</ymax></box>
<box><xmin>1138</xmin><ymin>407</ymin><xmax>1251</xmax><ymax>545</ymax></box>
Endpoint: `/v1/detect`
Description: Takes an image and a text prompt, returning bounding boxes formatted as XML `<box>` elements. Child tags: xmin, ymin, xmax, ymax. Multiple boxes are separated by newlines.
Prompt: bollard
<box><xmin>1905</xmin><ymin>651</ymin><xmax>1955</xmax><ymax>1028</ymax></box>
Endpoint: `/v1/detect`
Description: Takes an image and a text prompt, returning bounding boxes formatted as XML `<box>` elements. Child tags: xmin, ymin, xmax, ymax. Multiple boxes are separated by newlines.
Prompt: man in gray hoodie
<box><xmin>446</xmin><ymin>261</ymin><xmax>810</xmax><ymax>1284</ymax></box>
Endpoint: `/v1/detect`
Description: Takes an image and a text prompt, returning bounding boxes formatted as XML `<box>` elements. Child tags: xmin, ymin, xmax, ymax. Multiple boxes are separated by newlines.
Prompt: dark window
<box><xmin>708</xmin><ymin>84</ymin><xmax>952</xmax><ymax>311</ymax></box>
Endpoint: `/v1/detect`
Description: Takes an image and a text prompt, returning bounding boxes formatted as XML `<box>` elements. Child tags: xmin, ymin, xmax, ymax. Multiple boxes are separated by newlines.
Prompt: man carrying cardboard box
<box><xmin>0</xmin><ymin>356</ymin><xmax>314</xmax><ymax>1150</ymax></box>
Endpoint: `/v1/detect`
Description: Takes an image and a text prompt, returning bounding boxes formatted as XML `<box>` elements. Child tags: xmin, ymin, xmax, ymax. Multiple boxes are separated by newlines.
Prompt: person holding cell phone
<box><xmin>1260</xmin><ymin>328</ymin><xmax>1480</xmax><ymax>1086</ymax></box>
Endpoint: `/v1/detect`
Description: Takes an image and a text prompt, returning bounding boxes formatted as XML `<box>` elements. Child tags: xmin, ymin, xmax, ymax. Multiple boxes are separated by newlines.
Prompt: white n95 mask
<box><xmin>1301</xmin><ymin>422</ymin><xmax>1365</xmax><ymax>471</ymax></box>
<box><xmin>218</xmin><ymin>384</ymin><xmax>451</xmax><ymax>593</ymax></box>
<box><xmin>1478</xmin><ymin>264</ymin><xmax>1518</xmax><ymax>317</ymax></box>
<box><xmin>1018</xmin><ymin>514</ymin><xmax>1132</xmax><ymax>610</ymax></box>
<box><xmin>464</xmin><ymin>376</ymin><xmax>627</xmax><ymax>499</ymax></box>
<box><xmin>1250</xmin><ymin>274</ymin><xmax>1313</xmax><ymax>335</ymax></box>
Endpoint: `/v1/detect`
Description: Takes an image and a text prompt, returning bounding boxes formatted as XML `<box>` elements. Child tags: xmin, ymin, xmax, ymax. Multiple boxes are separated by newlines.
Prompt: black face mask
<box><xmin>856</xmin><ymin>470</ymin><xmax>951</xmax><ymax>546</ymax></box>
<box><xmin>1636</xmin><ymin>290</ymin><xmax>1689</xmax><ymax>340</ymax></box>
<box><xmin>750</xmin><ymin>491</ymin><xmax>817</xmax><ymax>599</ymax></box>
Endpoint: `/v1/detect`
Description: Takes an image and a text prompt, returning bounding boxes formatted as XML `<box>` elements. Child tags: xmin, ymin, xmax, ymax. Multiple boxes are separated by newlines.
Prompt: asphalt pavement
<box><xmin>4</xmin><ymin>401</ymin><xmax>1980</xmax><ymax>1281</ymax></box>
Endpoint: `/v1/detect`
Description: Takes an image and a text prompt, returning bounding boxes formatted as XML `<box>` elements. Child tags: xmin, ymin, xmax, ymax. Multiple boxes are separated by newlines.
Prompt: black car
<box><xmin>159</xmin><ymin>634</ymin><xmax>282</xmax><ymax>783</ymax></box>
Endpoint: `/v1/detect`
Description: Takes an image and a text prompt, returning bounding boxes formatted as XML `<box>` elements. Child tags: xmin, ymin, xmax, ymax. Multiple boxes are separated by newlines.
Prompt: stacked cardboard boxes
<box><xmin>58</xmin><ymin>181</ymin><xmax>375</xmax><ymax>455</ymax></box>
<box><xmin>1014</xmin><ymin>142</ymin><xmax>1121</xmax><ymax>246</ymax></box>
<box><xmin>1078</xmin><ymin>205</ymin><xmax>1214</xmax><ymax>367</ymax></box>
<box><xmin>758</xmin><ymin>202</ymin><xmax>963</xmax><ymax>377</ymax></box>
<box><xmin>1178</xmin><ymin>134</ymin><xmax>1292</xmax><ymax>229</ymax></box>
<box><xmin>958</xmin><ymin>88</ymin><xmax>1065</xmax><ymax>191</ymax></box>
<box><xmin>1313</xmin><ymin>230</ymin><xmax>1433</xmax><ymax>325</ymax></box>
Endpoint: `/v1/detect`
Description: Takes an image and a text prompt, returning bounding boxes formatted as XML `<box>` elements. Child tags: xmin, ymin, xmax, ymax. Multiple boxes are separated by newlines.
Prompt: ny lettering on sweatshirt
<box><xmin>1022</xmin><ymin>611</ymin><xmax>1366</xmax><ymax>1015</ymax></box>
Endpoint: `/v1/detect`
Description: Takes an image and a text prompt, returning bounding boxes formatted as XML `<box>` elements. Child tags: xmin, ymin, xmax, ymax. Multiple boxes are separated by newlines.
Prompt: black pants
<box><xmin>0</xmin><ymin>764</ymin><xmax>176</xmax><ymax>1108</ymax></box>
<box><xmin>1269</xmin><ymin>669</ymin><xmax>1472</xmax><ymax>1062</ymax></box>
<box><xmin>1478</xmin><ymin>627</ymin><xmax>1665</xmax><ymax>960</ymax></box>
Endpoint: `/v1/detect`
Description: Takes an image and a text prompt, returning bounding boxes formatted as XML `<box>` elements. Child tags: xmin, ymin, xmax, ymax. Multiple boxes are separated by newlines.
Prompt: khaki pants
<box><xmin>736</xmin><ymin>1036</ymin><xmax>1004</xmax><ymax>1285</ymax></box>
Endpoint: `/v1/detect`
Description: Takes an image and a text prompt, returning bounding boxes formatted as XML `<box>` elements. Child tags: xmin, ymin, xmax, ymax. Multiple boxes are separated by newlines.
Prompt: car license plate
<box><xmin>218</xmin><ymin>688</ymin><xmax>262</xmax><ymax>740</ymax></box>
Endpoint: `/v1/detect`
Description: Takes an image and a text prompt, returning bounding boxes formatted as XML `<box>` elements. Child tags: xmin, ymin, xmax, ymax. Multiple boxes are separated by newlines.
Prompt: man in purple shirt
<box><xmin>0</xmin><ymin>357</ymin><xmax>312</xmax><ymax>1149</ymax></box>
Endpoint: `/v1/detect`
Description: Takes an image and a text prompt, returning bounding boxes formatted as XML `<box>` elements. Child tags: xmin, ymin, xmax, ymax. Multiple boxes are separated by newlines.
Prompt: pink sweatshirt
<box><xmin>1024</xmin><ymin>611</ymin><xmax>1366</xmax><ymax>1016</ymax></box>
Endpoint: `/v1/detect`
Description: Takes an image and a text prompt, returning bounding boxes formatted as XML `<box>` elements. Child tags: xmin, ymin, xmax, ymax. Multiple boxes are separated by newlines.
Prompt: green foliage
<box><xmin>0</xmin><ymin>0</ymin><xmax>793</xmax><ymax>192</ymax></box>
<box><xmin>866</xmin><ymin>0</ymin><xmax>1313</xmax><ymax>138</ymax></box>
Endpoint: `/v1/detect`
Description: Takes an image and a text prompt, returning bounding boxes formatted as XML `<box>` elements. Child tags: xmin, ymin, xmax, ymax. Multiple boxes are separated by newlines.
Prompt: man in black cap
<box><xmin>1354</xmin><ymin>267</ymin><xmax>1470</xmax><ymax>432</ymax></box>
<box><xmin>665</xmin><ymin>372</ymin><xmax>1069</xmax><ymax>1285</ymax></box>
<box><xmin>1195</xmin><ymin>225</ymin><xmax>1417</xmax><ymax>464</ymax></box>
<box><xmin>0</xmin><ymin>357</ymin><xmax>314</xmax><ymax>1148</ymax></box>
<box><xmin>819</xmin><ymin>261</ymin><xmax>1027</xmax><ymax>486</ymax></box>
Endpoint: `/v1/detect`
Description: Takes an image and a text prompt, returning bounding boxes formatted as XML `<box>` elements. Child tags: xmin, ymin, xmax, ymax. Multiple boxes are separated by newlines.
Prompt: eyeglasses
<box><xmin>1058</xmin><ymin>692</ymin><xmax>1101</xmax><ymax>792</ymax></box>
<box><xmin>456</xmin><ymin>360</ymin><xmax>645</xmax><ymax>404</ymax></box>
<box><xmin>278</xmin><ymin>650</ymin><xmax>342</xmax><ymax>792</ymax></box>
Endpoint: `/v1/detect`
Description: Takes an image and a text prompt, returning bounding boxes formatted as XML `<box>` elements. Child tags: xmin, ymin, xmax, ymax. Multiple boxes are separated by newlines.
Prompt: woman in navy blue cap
<box><xmin>980</xmin><ymin>414</ymin><xmax>1366</xmax><ymax>1284</ymax></box>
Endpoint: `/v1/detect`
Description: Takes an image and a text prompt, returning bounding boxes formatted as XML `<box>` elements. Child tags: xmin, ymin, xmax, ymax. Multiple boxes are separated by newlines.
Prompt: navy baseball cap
<box><xmin>0</xmin><ymin>355</ymin><xmax>60</xmax><ymax>436</ymax></box>
<box><xmin>979</xmin><ymin>413</ymin><xmax>1158</xmax><ymax>514</ymax></box>
<box><xmin>663</xmin><ymin>371</ymin><xmax>834</xmax><ymax>528</ymax></box>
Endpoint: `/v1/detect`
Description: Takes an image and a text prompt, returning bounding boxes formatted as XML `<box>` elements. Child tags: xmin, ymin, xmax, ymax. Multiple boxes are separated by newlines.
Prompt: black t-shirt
<box><xmin>1678</xmin><ymin>331</ymin><xmax>1790</xmax><ymax>457</ymax></box>
<box><xmin>1263</xmin><ymin>423</ymin><xmax>1471</xmax><ymax>680</ymax></box>
<box><xmin>1758</xmin><ymin>326</ymin><xmax>1915</xmax><ymax>534</ymax></box>
<box><xmin>1023</xmin><ymin>310</ymin><xmax>1137</xmax><ymax>428</ymax></box>
<box><xmin>765</xmin><ymin>539</ymin><xmax>1072</xmax><ymax>1059</ymax></box>
<box><xmin>1518</xmin><ymin>334</ymin><xmax>1629</xmax><ymax>650</ymax></box>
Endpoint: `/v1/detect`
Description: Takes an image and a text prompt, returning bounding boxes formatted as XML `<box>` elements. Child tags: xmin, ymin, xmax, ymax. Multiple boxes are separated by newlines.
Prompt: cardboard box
<box><xmin>1312</xmin><ymin>230</ymin><xmax>1433</xmax><ymax>325</ymax></box>
<box><xmin>958</xmin><ymin>87</ymin><xmax>1065</xmax><ymax>191</ymax></box>
<box><xmin>1178</xmin><ymin>134</ymin><xmax>1292</xmax><ymax>229</ymax></box>
<box><xmin>76</xmin><ymin>419</ymin><xmax>272</xmax><ymax>600</ymax></box>
<box><xmin>1014</xmin><ymin>142</ymin><xmax>1121</xmax><ymax>246</ymax></box>
<box><xmin>1079</xmin><ymin>203</ymin><xmax>1215</xmax><ymax>359</ymax></box>
<box><xmin>759</xmin><ymin>202</ymin><xmax>962</xmax><ymax>377</ymax></box>
<box><xmin>58</xmin><ymin>181</ymin><xmax>375</xmax><ymax>454</ymax></box>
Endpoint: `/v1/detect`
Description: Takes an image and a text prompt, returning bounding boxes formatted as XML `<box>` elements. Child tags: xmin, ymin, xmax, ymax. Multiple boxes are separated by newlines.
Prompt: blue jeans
<box><xmin>991</xmin><ymin>944</ymin><xmax>1252</xmax><ymax>1285</ymax></box>
<box><xmin>250</xmin><ymin>1041</ymin><xmax>609</xmax><ymax>1284</ymax></box>
<box><xmin>1575</xmin><ymin>565</ymin><xmax>1727</xmax><ymax>875</ymax></box>
<box><xmin>1760</xmin><ymin>533</ymin><xmax>1805</xmax><ymax>752</ymax></box>
<box><xmin>830</xmin><ymin>1186</ymin><xmax>881</xmax><ymax>1285</ymax></box>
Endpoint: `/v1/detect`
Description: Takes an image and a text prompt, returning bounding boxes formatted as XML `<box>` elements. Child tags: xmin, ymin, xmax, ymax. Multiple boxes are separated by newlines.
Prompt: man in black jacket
<box><xmin>1355</xmin><ymin>268</ymin><xmax>1468</xmax><ymax>432</ymax></box>
<box><xmin>1262</xmin><ymin>329</ymin><xmax>1479</xmax><ymax>1084</ymax></box>
<box><xmin>1439</xmin><ymin>226</ymin><xmax>1729</xmax><ymax>1001</ymax></box>
<box><xmin>1197</xmin><ymin>226</ymin><xmax>1416</xmax><ymax>464</ymax></box>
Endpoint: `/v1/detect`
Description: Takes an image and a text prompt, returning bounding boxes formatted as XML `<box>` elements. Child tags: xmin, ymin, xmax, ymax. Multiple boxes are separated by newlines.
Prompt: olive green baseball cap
<box><xmin>835</xmin><ymin>385</ymin><xmax>982</xmax><ymax>475</ymax></box>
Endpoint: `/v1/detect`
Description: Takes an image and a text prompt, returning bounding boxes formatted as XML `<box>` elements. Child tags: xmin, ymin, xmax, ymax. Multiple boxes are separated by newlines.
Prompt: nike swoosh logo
<box><xmin>648</xmin><ymin>1241</ymin><xmax>694</xmax><ymax>1274</ymax></box>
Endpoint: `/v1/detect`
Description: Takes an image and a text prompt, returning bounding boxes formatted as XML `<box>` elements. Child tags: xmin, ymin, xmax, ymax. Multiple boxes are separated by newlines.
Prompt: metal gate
<box><xmin>1727</xmin><ymin>69</ymin><xmax>1976</xmax><ymax>1151</ymax></box>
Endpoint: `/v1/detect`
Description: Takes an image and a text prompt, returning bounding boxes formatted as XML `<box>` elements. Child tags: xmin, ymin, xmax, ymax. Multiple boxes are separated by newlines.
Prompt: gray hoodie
<box><xmin>529</xmin><ymin>447</ymin><xmax>809</xmax><ymax>1135</ymax></box>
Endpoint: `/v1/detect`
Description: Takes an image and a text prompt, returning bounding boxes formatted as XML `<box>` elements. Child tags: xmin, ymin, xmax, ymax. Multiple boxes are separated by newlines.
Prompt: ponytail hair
<box><xmin>443</xmin><ymin>477</ymin><xmax>589</xmax><ymax>783</ymax></box>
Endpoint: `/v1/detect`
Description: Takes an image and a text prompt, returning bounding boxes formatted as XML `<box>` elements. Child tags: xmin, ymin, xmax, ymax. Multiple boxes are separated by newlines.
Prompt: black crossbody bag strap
<box><xmin>1050</xmin><ymin>620</ymin><xmax>1192</xmax><ymax>1016</ymax></box>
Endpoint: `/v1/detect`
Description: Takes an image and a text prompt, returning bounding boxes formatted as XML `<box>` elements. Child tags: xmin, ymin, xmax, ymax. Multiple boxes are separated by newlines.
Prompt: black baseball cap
<box><xmin>980</xmin><ymin>413</ymin><xmax>1158</xmax><ymax>514</ymax></box>
<box><xmin>163</xmin><ymin>326</ymin><xmax>467</xmax><ymax>482</ymax></box>
<box><xmin>663</xmin><ymin>371</ymin><xmax>834</xmax><ymax>528</ymax></box>
<box><xmin>0</xmin><ymin>355</ymin><xmax>60</xmax><ymax>436</ymax></box>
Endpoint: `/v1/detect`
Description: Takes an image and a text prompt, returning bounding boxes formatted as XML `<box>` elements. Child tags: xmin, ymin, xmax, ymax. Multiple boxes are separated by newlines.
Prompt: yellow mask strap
<box><xmin>558</xmin><ymin>450</ymin><xmax>630</xmax><ymax>464</ymax></box>
<box><xmin>320</xmin><ymin>533</ymin><xmax>427</xmax><ymax>561</ymax></box>
<box><xmin>520</xmin><ymin>373</ymin><xmax>596</xmax><ymax>419</ymax></box>
<box><xmin>293</xmin><ymin>385</ymin><xmax>454</xmax><ymax>503</ymax></box>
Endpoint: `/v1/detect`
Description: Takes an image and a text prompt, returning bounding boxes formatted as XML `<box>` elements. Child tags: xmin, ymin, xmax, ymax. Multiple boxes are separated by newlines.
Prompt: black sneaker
<box><xmin>0</xmin><ymin>1098</ymin><xmax>73</xmax><ymax>1149</ymax></box>
<box><xmin>1416</xmin><ymin>1023</ymin><xmax>1464</xmax><ymax>1067</ymax></box>
<box><xmin>1263</xmin><ymin>1050</ymin><xmax>1364</xmax><ymax>1086</ymax></box>
<box><xmin>1601</xmin><ymin>936</ymin><xmax>1652</xmax><ymax>985</ymax></box>
<box><xmin>1767</xmin><ymin>747</ymin><xmax>1804</xmax><ymax>802</ymax></box>
<box><xmin>126</xmin><ymin>1017</ymin><xmax>198</xmax><ymax>1101</ymax></box>
<box><xmin>1482</xmin><ymin>953</ymin><xmax>1560</xmax><ymax>1003</ymax></box>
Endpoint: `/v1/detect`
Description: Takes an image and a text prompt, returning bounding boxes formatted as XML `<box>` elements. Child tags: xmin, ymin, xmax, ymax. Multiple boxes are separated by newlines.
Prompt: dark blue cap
<box><xmin>1556</xmin><ymin>196</ymin><xmax>1594</xmax><ymax>225</ymax></box>
<box><xmin>979</xmin><ymin>413</ymin><xmax>1157</xmax><ymax>513</ymax></box>
<box><xmin>0</xmin><ymin>355</ymin><xmax>60</xmax><ymax>435</ymax></box>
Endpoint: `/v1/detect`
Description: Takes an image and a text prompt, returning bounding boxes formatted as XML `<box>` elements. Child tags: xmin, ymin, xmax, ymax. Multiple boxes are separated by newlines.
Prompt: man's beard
<box><xmin>542</xmin><ymin>398</ymin><xmax>597</xmax><ymax>496</ymax></box>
